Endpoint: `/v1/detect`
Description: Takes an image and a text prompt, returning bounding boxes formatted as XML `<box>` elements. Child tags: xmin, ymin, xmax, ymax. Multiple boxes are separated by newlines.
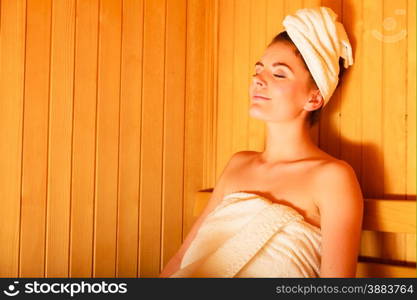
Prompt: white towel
<box><xmin>171</xmin><ymin>192</ymin><xmax>321</xmax><ymax>278</ymax></box>
<box><xmin>283</xmin><ymin>7</ymin><xmax>353</xmax><ymax>106</ymax></box>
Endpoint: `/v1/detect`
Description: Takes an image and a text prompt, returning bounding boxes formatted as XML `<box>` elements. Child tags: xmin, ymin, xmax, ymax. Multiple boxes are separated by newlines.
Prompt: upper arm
<box><xmin>174</xmin><ymin>151</ymin><xmax>243</xmax><ymax>261</ymax></box>
<box><xmin>314</xmin><ymin>160</ymin><xmax>364</xmax><ymax>277</ymax></box>
<box><xmin>199</xmin><ymin>151</ymin><xmax>246</xmax><ymax>215</ymax></box>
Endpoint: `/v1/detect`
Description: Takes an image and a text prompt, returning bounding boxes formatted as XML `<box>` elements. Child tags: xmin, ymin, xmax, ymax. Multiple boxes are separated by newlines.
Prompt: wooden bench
<box><xmin>192</xmin><ymin>190</ymin><xmax>416</xmax><ymax>278</ymax></box>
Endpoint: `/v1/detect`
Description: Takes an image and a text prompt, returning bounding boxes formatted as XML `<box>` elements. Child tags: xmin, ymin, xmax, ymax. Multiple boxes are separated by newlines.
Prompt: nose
<box><xmin>252</xmin><ymin>72</ymin><xmax>266</xmax><ymax>88</ymax></box>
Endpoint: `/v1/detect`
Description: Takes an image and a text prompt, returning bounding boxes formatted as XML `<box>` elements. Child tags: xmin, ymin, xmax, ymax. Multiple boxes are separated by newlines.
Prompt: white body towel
<box><xmin>171</xmin><ymin>192</ymin><xmax>321</xmax><ymax>278</ymax></box>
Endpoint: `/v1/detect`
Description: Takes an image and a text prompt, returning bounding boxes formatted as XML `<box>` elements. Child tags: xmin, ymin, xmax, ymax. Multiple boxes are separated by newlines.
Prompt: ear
<box><xmin>304</xmin><ymin>90</ymin><xmax>323</xmax><ymax>111</ymax></box>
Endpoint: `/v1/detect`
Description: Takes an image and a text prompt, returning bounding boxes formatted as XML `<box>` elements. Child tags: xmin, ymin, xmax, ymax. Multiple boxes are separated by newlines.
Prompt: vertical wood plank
<box><xmin>160</xmin><ymin>0</ymin><xmax>186</xmax><ymax>273</ymax></box>
<box><xmin>266</xmin><ymin>0</ymin><xmax>284</xmax><ymax>42</ymax></box>
<box><xmin>319</xmin><ymin>0</ymin><xmax>342</xmax><ymax>159</ymax></box>
<box><xmin>69</xmin><ymin>0</ymin><xmax>99</xmax><ymax>278</ymax></box>
<box><xmin>247</xmin><ymin>0</ymin><xmax>266</xmax><ymax>151</ymax></box>
<box><xmin>362</xmin><ymin>0</ymin><xmax>384</xmax><ymax>198</ymax></box>
<box><xmin>406</xmin><ymin>0</ymin><xmax>416</xmax><ymax>199</ymax></box>
<box><xmin>359</xmin><ymin>0</ymin><xmax>384</xmax><ymax>261</ymax></box>
<box><xmin>232</xmin><ymin>0</ymin><xmax>250</xmax><ymax>153</ymax></box>
<box><xmin>381</xmin><ymin>0</ymin><xmax>408</xmax><ymax>262</ymax></box>
<box><xmin>341</xmin><ymin>0</ymin><xmax>363</xmax><ymax>186</ymax></box>
<box><xmin>182</xmin><ymin>0</ymin><xmax>208</xmax><ymax>242</ymax></box>
<box><xmin>116</xmin><ymin>0</ymin><xmax>143</xmax><ymax>277</ymax></box>
<box><xmin>284</xmin><ymin>0</ymin><xmax>303</xmax><ymax>15</ymax></box>
<box><xmin>303</xmin><ymin>0</ymin><xmax>321</xmax><ymax>9</ymax></box>
<box><xmin>0</xmin><ymin>0</ymin><xmax>26</xmax><ymax>277</ymax></box>
<box><xmin>138</xmin><ymin>0</ymin><xmax>165</xmax><ymax>277</ymax></box>
<box><xmin>19</xmin><ymin>0</ymin><xmax>52</xmax><ymax>277</ymax></box>
<box><xmin>45</xmin><ymin>0</ymin><xmax>75</xmax><ymax>277</ymax></box>
<box><xmin>93</xmin><ymin>0</ymin><xmax>122</xmax><ymax>277</ymax></box>
<box><xmin>216</xmin><ymin>0</ymin><xmax>234</xmax><ymax>178</ymax></box>
<box><xmin>382</xmin><ymin>1</ymin><xmax>407</xmax><ymax>197</ymax></box>
<box><xmin>202</xmin><ymin>0</ymin><xmax>211</xmax><ymax>189</ymax></box>
<box><xmin>202</xmin><ymin>0</ymin><xmax>218</xmax><ymax>189</ymax></box>
<box><xmin>405</xmin><ymin>0</ymin><xmax>416</xmax><ymax>264</ymax></box>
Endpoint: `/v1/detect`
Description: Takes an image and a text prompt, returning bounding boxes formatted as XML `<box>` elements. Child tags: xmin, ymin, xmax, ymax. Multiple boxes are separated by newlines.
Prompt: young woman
<box><xmin>160</xmin><ymin>7</ymin><xmax>363</xmax><ymax>278</ymax></box>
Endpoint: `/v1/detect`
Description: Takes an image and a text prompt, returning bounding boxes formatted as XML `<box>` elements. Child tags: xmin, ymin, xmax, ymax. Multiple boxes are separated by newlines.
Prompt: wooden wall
<box><xmin>0</xmin><ymin>0</ymin><xmax>415</xmax><ymax>278</ymax></box>
<box><xmin>0</xmin><ymin>0</ymin><xmax>211</xmax><ymax>278</ymax></box>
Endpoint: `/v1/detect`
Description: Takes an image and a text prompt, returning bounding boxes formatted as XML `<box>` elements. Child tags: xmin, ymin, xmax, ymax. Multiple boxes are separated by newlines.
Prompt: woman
<box><xmin>160</xmin><ymin>7</ymin><xmax>363</xmax><ymax>278</ymax></box>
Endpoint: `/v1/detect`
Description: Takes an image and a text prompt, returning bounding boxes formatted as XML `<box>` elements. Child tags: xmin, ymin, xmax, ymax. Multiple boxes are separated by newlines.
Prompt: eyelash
<box><xmin>252</xmin><ymin>73</ymin><xmax>285</xmax><ymax>78</ymax></box>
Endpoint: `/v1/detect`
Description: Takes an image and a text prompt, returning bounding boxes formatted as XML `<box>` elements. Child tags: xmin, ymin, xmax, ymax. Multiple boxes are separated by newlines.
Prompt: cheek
<box><xmin>270</xmin><ymin>81</ymin><xmax>300</xmax><ymax>100</ymax></box>
<box><xmin>268</xmin><ymin>82</ymin><xmax>309</xmax><ymax>118</ymax></box>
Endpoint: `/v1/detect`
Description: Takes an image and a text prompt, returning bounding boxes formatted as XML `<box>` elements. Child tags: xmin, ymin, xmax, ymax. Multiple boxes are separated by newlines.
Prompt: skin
<box><xmin>160</xmin><ymin>41</ymin><xmax>364</xmax><ymax>278</ymax></box>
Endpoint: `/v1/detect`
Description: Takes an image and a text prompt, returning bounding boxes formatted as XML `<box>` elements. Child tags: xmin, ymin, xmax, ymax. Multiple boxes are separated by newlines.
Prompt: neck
<box><xmin>260</xmin><ymin>118</ymin><xmax>318</xmax><ymax>164</ymax></box>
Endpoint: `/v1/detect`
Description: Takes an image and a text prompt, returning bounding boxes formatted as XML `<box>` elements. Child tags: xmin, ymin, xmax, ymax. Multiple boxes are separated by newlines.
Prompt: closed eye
<box><xmin>252</xmin><ymin>71</ymin><xmax>285</xmax><ymax>78</ymax></box>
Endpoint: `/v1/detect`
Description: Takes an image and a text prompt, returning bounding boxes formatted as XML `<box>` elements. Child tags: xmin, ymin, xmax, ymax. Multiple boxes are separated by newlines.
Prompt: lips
<box><xmin>252</xmin><ymin>94</ymin><xmax>271</xmax><ymax>101</ymax></box>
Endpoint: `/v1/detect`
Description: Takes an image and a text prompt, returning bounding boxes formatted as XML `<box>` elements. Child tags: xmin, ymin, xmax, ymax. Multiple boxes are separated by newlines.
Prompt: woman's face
<box><xmin>249</xmin><ymin>41</ymin><xmax>320</xmax><ymax>122</ymax></box>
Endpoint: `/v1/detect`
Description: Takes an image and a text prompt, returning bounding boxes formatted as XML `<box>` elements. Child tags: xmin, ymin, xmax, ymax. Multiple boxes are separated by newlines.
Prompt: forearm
<box><xmin>159</xmin><ymin>212</ymin><xmax>209</xmax><ymax>277</ymax></box>
<box><xmin>159</xmin><ymin>158</ymin><xmax>232</xmax><ymax>278</ymax></box>
<box><xmin>159</xmin><ymin>254</ymin><xmax>182</xmax><ymax>277</ymax></box>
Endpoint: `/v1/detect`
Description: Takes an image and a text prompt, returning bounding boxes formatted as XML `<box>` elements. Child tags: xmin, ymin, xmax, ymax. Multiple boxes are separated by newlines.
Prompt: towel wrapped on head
<box><xmin>282</xmin><ymin>6</ymin><xmax>354</xmax><ymax>106</ymax></box>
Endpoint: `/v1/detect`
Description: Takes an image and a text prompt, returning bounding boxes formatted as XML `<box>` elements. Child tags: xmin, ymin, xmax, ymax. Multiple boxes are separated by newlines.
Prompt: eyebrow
<box><xmin>255</xmin><ymin>61</ymin><xmax>294</xmax><ymax>73</ymax></box>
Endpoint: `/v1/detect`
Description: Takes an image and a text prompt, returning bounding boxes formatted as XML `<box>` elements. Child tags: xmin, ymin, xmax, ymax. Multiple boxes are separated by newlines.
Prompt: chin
<box><xmin>249</xmin><ymin>107</ymin><xmax>269</xmax><ymax>121</ymax></box>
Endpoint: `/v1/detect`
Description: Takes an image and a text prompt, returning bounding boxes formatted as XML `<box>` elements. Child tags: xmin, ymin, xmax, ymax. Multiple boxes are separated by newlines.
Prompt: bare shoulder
<box><xmin>211</xmin><ymin>151</ymin><xmax>253</xmax><ymax>191</ymax></box>
<box><xmin>313</xmin><ymin>158</ymin><xmax>358</xmax><ymax>183</ymax></box>
<box><xmin>231</xmin><ymin>150</ymin><xmax>258</xmax><ymax>161</ymax></box>
<box><xmin>311</xmin><ymin>158</ymin><xmax>363</xmax><ymax>208</ymax></box>
<box><xmin>224</xmin><ymin>150</ymin><xmax>257</xmax><ymax>170</ymax></box>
